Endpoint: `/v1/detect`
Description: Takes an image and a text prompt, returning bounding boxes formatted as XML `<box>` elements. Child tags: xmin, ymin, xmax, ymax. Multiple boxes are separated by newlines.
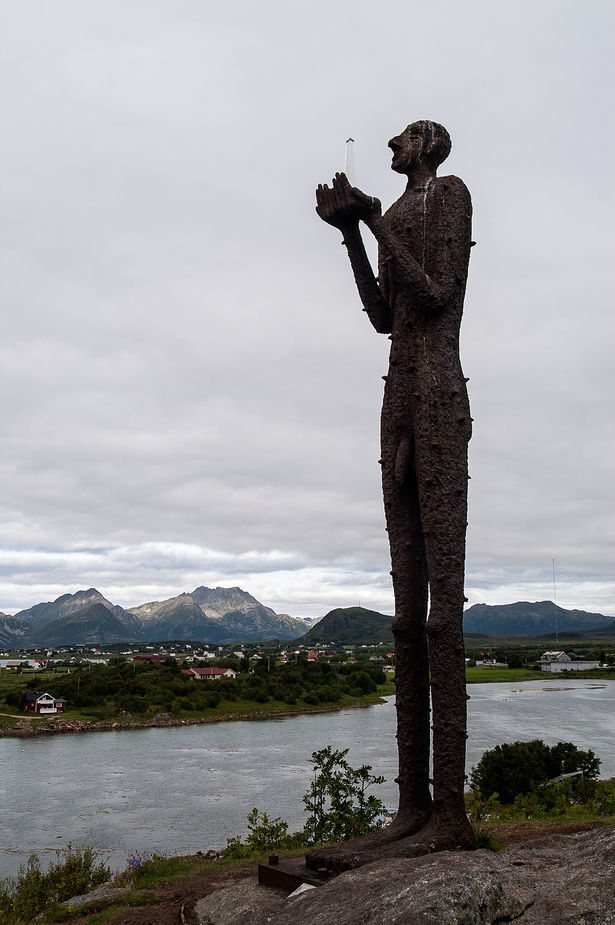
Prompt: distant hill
<box><xmin>189</xmin><ymin>586</ymin><xmax>265</xmax><ymax>618</ymax></box>
<box><xmin>0</xmin><ymin>613</ymin><xmax>35</xmax><ymax>647</ymax></box>
<box><xmin>578</xmin><ymin>621</ymin><xmax>615</xmax><ymax>638</ymax></box>
<box><xmin>127</xmin><ymin>595</ymin><xmax>235</xmax><ymax>644</ymax></box>
<box><xmin>300</xmin><ymin>606</ymin><xmax>393</xmax><ymax>645</ymax></box>
<box><xmin>463</xmin><ymin>601</ymin><xmax>615</xmax><ymax>636</ymax></box>
<box><xmin>15</xmin><ymin>588</ymin><xmax>144</xmax><ymax>637</ymax></box>
<box><xmin>24</xmin><ymin>603</ymin><xmax>144</xmax><ymax>646</ymax></box>
<box><xmin>2</xmin><ymin>585</ymin><xmax>307</xmax><ymax>646</ymax></box>
<box><xmin>129</xmin><ymin>586</ymin><xmax>309</xmax><ymax>643</ymax></box>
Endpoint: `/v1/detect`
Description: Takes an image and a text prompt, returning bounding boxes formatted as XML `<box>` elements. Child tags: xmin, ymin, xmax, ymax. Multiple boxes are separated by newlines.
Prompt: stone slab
<box><xmin>231</xmin><ymin>825</ymin><xmax>615</xmax><ymax>925</ymax></box>
<box><xmin>195</xmin><ymin>879</ymin><xmax>287</xmax><ymax>925</ymax></box>
<box><xmin>61</xmin><ymin>886</ymin><xmax>130</xmax><ymax>907</ymax></box>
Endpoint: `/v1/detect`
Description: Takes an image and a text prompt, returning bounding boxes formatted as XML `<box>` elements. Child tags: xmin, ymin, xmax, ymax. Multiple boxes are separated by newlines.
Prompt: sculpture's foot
<box><xmin>305</xmin><ymin>813</ymin><xmax>474</xmax><ymax>873</ymax></box>
<box><xmin>305</xmin><ymin>812</ymin><xmax>430</xmax><ymax>872</ymax></box>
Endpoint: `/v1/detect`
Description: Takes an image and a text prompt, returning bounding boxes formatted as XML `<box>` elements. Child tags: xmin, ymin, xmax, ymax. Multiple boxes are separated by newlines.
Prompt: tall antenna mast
<box><xmin>553</xmin><ymin>558</ymin><xmax>559</xmax><ymax>646</ymax></box>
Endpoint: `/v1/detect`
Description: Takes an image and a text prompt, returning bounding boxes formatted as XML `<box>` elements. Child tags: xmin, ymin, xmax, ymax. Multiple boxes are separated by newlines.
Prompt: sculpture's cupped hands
<box><xmin>316</xmin><ymin>172</ymin><xmax>381</xmax><ymax>230</ymax></box>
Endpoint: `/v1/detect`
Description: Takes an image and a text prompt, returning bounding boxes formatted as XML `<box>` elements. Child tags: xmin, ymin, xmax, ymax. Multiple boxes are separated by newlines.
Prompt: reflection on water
<box><xmin>1</xmin><ymin>679</ymin><xmax>614</xmax><ymax>878</ymax></box>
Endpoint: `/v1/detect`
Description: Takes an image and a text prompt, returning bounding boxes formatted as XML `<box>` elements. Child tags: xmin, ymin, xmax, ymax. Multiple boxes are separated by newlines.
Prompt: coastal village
<box><xmin>1</xmin><ymin>636</ymin><xmax>613</xmax><ymax>730</ymax></box>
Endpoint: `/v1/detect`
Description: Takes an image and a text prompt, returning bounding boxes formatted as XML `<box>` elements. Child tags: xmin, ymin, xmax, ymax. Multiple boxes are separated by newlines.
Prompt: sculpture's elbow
<box><xmin>363</xmin><ymin>307</ymin><xmax>392</xmax><ymax>334</ymax></box>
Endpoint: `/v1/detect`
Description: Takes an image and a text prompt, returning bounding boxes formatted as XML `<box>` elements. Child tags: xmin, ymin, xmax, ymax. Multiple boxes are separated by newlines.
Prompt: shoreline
<box><xmin>0</xmin><ymin>699</ymin><xmax>387</xmax><ymax>738</ymax></box>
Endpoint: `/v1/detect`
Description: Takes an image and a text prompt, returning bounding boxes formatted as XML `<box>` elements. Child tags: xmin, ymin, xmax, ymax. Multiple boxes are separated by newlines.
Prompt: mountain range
<box><xmin>462</xmin><ymin>601</ymin><xmax>615</xmax><ymax>637</ymax></box>
<box><xmin>2</xmin><ymin>587</ymin><xmax>309</xmax><ymax>647</ymax></box>
<box><xmin>299</xmin><ymin>601</ymin><xmax>615</xmax><ymax>646</ymax></box>
<box><xmin>2</xmin><ymin>591</ymin><xmax>614</xmax><ymax>649</ymax></box>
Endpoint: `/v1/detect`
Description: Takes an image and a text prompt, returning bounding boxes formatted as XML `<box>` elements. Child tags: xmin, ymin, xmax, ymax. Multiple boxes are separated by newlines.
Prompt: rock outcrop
<box><xmin>198</xmin><ymin>825</ymin><xmax>615</xmax><ymax>925</ymax></box>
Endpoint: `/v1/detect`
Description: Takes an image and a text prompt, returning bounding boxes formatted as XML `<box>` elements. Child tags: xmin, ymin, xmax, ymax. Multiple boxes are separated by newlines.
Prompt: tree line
<box><xmin>5</xmin><ymin>656</ymin><xmax>387</xmax><ymax>717</ymax></box>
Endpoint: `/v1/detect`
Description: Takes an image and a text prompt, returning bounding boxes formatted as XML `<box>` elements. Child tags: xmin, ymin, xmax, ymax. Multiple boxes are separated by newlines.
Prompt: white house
<box><xmin>540</xmin><ymin>651</ymin><xmax>599</xmax><ymax>673</ymax></box>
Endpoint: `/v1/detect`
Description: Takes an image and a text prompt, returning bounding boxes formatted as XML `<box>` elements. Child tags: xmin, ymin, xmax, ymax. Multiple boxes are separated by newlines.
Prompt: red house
<box><xmin>181</xmin><ymin>667</ymin><xmax>237</xmax><ymax>681</ymax></box>
<box><xmin>24</xmin><ymin>691</ymin><xmax>67</xmax><ymax>714</ymax></box>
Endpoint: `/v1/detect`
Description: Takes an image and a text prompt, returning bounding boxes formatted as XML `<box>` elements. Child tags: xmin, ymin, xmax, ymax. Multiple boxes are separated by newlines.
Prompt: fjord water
<box><xmin>1</xmin><ymin>679</ymin><xmax>614</xmax><ymax>878</ymax></box>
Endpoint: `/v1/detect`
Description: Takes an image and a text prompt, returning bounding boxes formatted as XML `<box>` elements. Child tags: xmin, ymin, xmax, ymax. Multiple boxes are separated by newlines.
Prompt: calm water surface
<box><xmin>1</xmin><ymin>679</ymin><xmax>614</xmax><ymax>878</ymax></box>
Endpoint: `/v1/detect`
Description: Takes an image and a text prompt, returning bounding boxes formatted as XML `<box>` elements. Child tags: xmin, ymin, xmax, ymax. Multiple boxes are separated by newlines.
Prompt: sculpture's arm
<box><xmin>341</xmin><ymin>225</ymin><xmax>392</xmax><ymax>334</ymax></box>
<box><xmin>316</xmin><ymin>174</ymin><xmax>392</xmax><ymax>334</ymax></box>
<box><xmin>364</xmin><ymin>180</ymin><xmax>472</xmax><ymax>312</ymax></box>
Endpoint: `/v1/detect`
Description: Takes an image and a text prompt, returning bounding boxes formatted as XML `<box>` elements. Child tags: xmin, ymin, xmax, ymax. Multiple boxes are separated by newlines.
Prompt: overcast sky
<box><xmin>1</xmin><ymin>0</ymin><xmax>613</xmax><ymax>619</ymax></box>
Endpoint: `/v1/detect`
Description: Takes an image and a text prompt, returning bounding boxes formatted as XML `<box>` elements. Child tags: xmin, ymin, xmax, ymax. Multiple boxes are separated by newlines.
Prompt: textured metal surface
<box><xmin>312</xmin><ymin>121</ymin><xmax>474</xmax><ymax>866</ymax></box>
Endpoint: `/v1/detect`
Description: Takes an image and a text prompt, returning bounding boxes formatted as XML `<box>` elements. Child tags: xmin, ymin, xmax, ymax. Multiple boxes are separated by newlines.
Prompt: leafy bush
<box><xmin>470</xmin><ymin>739</ymin><xmax>601</xmax><ymax>804</ymax></box>
<box><xmin>303</xmin><ymin>746</ymin><xmax>389</xmax><ymax>844</ymax></box>
<box><xmin>221</xmin><ymin>809</ymin><xmax>299</xmax><ymax>859</ymax></box>
<box><xmin>466</xmin><ymin>777</ymin><xmax>615</xmax><ymax>824</ymax></box>
<box><xmin>302</xmin><ymin>693</ymin><xmax>319</xmax><ymax>705</ymax></box>
<box><xmin>506</xmin><ymin>652</ymin><xmax>525</xmax><ymax>669</ymax></box>
<box><xmin>0</xmin><ymin>844</ymin><xmax>110</xmax><ymax>919</ymax></box>
<box><xmin>220</xmin><ymin>746</ymin><xmax>389</xmax><ymax>858</ymax></box>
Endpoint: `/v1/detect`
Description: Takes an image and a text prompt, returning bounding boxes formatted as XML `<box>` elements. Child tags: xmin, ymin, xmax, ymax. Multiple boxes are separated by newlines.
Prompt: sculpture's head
<box><xmin>388</xmin><ymin>121</ymin><xmax>451</xmax><ymax>175</ymax></box>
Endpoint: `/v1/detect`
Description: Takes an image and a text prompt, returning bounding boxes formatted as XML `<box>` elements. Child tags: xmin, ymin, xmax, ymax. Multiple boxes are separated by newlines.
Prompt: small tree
<box><xmin>470</xmin><ymin>739</ymin><xmax>600</xmax><ymax>804</ymax></box>
<box><xmin>506</xmin><ymin>652</ymin><xmax>525</xmax><ymax>669</ymax></box>
<box><xmin>302</xmin><ymin>746</ymin><xmax>387</xmax><ymax>844</ymax></box>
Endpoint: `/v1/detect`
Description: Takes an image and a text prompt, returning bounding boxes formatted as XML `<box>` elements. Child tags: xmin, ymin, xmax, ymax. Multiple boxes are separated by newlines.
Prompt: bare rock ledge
<box><xmin>198</xmin><ymin>825</ymin><xmax>615</xmax><ymax>925</ymax></box>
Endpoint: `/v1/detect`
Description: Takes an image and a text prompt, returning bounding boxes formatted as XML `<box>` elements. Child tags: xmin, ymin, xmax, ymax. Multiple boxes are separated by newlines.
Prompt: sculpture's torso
<box><xmin>378</xmin><ymin>175</ymin><xmax>472</xmax><ymax>434</ymax></box>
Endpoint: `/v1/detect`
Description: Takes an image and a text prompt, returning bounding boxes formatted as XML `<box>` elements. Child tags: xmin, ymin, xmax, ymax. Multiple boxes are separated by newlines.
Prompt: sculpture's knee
<box><xmin>395</xmin><ymin>437</ymin><xmax>412</xmax><ymax>485</ymax></box>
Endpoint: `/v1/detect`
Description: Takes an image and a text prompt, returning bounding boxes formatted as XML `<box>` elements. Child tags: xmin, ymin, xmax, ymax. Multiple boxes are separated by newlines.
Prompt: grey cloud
<box><xmin>1</xmin><ymin>1</ymin><xmax>613</xmax><ymax>618</ymax></box>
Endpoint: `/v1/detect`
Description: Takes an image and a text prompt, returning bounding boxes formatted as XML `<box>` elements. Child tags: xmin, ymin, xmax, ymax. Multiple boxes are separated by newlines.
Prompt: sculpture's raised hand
<box><xmin>316</xmin><ymin>172</ymin><xmax>381</xmax><ymax>230</ymax></box>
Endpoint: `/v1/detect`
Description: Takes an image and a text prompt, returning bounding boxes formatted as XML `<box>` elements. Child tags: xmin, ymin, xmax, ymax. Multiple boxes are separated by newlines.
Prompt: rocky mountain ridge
<box><xmin>3</xmin><ymin>586</ymin><xmax>308</xmax><ymax>646</ymax></box>
<box><xmin>4</xmin><ymin>592</ymin><xmax>614</xmax><ymax>648</ymax></box>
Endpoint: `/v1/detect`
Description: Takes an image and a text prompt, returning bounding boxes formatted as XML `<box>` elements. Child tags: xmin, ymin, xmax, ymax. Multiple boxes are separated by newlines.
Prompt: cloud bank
<box><xmin>1</xmin><ymin>0</ymin><xmax>613</xmax><ymax>617</ymax></box>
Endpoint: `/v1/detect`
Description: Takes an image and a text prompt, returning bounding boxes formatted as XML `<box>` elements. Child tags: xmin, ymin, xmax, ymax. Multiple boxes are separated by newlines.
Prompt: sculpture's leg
<box><xmin>306</xmin><ymin>425</ymin><xmax>433</xmax><ymax>873</ymax></box>
<box><xmin>385</xmin><ymin>431</ymin><xmax>432</xmax><ymax>833</ymax></box>
<box><xmin>409</xmin><ymin>416</ymin><xmax>474</xmax><ymax>850</ymax></box>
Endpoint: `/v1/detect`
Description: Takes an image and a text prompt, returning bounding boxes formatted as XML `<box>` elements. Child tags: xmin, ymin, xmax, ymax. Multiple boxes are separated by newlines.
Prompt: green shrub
<box><xmin>350</xmin><ymin>671</ymin><xmax>377</xmax><ymax>695</ymax></box>
<box><xmin>470</xmin><ymin>739</ymin><xmax>601</xmax><ymax>804</ymax></box>
<box><xmin>303</xmin><ymin>746</ymin><xmax>389</xmax><ymax>844</ymax></box>
<box><xmin>220</xmin><ymin>747</ymin><xmax>390</xmax><ymax>859</ymax></box>
<box><xmin>221</xmin><ymin>809</ymin><xmax>298</xmax><ymax>859</ymax></box>
<box><xmin>506</xmin><ymin>652</ymin><xmax>525</xmax><ymax>669</ymax></box>
<box><xmin>0</xmin><ymin>844</ymin><xmax>110</xmax><ymax>919</ymax></box>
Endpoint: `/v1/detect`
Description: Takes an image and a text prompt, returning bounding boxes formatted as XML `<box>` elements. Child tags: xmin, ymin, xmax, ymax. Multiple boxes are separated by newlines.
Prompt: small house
<box><xmin>24</xmin><ymin>692</ymin><xmax>67</xmax><ymax>714</ymax></box>
<box><xmin>540</xmin><ymin>651</ymin><xmax>599</xmax><ymax>673</ymax></box>
<box><xmin>181</xmin><ymin>667</ymin><xmax>237</xmax><ymax>681</ymax></box>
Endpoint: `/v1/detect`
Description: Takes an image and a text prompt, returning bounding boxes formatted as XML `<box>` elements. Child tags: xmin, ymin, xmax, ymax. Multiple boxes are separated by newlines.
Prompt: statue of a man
<box><xmin>309</xmin><ymin>121</ymin><xmax>474</xmax><ymax>868</ymax></box>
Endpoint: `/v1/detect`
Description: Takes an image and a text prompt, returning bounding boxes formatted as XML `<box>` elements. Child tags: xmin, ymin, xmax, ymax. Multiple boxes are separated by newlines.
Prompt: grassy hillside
<box><xmin>300</xmin><ymin>607</ymin><xmax>393</xmax><ymax>645</ymax></box>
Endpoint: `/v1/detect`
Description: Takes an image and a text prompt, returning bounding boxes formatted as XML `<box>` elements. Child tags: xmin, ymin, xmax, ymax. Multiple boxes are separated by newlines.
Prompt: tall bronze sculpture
<box><xmin>309</xmin><ymin>121</ymin><xmax>474</xmax><ymax>868</ymax></box>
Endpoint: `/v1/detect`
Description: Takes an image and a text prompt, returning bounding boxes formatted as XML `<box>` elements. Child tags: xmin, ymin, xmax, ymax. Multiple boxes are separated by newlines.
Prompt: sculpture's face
<box><xmin>388</xmin><ymin>124</ymin><xmax>427</xmax><ymax>174</ymax></box>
